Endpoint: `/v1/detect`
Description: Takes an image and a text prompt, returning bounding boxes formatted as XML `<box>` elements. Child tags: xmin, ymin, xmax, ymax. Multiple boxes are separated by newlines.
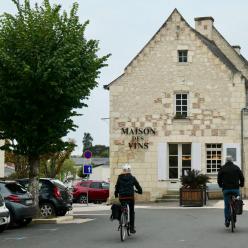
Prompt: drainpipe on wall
<box><xmin>241</xmin><ymin>108</ymin><xmax>248</xmax><ymax>172</ymax></box>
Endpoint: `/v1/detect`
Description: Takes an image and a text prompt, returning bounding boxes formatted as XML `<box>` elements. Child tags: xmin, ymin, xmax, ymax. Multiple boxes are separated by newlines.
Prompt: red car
<box><xmin>72</xmin><ymin>180</ymin><xmax>109</xmax><ymax>204</ymax></box>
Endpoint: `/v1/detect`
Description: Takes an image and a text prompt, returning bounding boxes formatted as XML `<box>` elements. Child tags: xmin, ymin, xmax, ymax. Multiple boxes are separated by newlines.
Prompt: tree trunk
<box><xmin>29</xmin><ymin>155</ymin><xmax>40</xmax><ymax>216</ymax></box>
<box><xmin>50</xmin><ymin>158</ymin><xmax>57</xmax><ymax>178</ymax></box>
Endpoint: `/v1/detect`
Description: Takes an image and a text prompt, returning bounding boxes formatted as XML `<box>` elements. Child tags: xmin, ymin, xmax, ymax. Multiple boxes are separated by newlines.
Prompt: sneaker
<box><xmin>130</xmin><ymin>229</ymin><xmax>136</xmax><ymax>234</ymax></box>
<box><xmin>225</xmin><ymin>220</ymin><xmax>230</xmax><ymax>228</ymax></box>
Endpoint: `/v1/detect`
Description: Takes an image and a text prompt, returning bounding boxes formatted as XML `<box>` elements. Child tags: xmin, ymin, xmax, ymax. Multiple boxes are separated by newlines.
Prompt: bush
<box><xmin>180</xmin><ymin>169</ymin><xmax>209</xmax><ymax>189</ymax></box>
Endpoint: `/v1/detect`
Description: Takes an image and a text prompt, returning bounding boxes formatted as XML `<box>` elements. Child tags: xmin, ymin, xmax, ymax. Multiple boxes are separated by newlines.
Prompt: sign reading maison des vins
<box><xmin>121</xmin><ymin>127</ymin><xmax>156</xmax><ymax>150</ymax></box>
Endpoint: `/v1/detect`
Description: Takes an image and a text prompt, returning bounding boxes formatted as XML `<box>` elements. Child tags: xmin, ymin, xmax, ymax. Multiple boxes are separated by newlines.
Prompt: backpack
<box><xmin>235</xmin><ymin>199</ymin><xmax>244</xmax><ymax>215</ymax></box>
<box><xmin>110</xmin><ymin>204</ymin><xmax>121</xmax><ymax>221</ymax></box>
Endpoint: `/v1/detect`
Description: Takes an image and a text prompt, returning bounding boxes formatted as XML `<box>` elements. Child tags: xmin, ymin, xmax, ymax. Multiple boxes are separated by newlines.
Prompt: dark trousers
<box><xmin>120</xmin><ymin>199</ymin><xmax>135</xmax><ymax>229</ymax></box>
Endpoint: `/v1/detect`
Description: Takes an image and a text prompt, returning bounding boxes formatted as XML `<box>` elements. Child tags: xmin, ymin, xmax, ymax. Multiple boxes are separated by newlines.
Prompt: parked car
<box><xmin>72</xmin><ymin>180</ymin><xmax>109</xmax><ymax>204</ymax></box>
<box><xmin>0</xmin><ymin>193</ymin><xmax>10</xmax><ymax>233</ymax></box>
<box><xmin>17</xmin><ymin>178</ymin><xmax>73</xmax><ymax>217</ymax></box>
<box><xmin>0</xmin><ymin>181</ymin><xmax>36</xmax><ymax>226</ymax></box>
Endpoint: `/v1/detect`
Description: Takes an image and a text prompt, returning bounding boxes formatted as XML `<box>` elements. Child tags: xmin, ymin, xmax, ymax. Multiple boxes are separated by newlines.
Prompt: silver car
<box><xmin>0</xmin><ymin>194</ymin><xmax>10</xmax><ymax>233</ymax></box>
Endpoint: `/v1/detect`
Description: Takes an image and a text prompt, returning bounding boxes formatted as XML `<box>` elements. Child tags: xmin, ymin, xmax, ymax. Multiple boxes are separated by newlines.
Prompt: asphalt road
<box><xmin>1</xmin><ymin>208</ymin><xmax>248</xmax><ymax>248</ymax></box>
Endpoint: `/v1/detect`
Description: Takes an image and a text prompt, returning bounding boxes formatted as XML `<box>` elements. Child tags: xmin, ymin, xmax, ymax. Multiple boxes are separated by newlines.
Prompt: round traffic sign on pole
<box><xmin>84</xmin><ymin>150</ymin><xmax>92</xmax><ymax>159</ymax></box>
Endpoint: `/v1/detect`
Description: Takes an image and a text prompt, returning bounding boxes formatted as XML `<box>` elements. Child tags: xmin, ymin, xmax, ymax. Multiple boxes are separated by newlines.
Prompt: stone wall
<box><xmin>108</xmin><ymin>10</ymin><xmax>247</xmax><ymax>200</ymax></box>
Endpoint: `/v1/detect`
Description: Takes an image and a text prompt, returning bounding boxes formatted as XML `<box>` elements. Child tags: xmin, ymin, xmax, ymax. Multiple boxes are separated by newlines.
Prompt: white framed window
<box><xmin>175</xmin><ymin>93</ymin><xmax>188</xmax><ymax>118</ymax></box>
<box><xmin>178</xmin><ymin>50</ymin><xmax>188</xmax><ymax>63</ymax></box>
<box><xmin>169</xmin><ymin>144</ymin><xmax>191</xmax><ymax>179</ymax></box>
<box><xmin>206</xmin><ymin>144</ymin><xmax>222</xmax><ymax>174</ymax></box>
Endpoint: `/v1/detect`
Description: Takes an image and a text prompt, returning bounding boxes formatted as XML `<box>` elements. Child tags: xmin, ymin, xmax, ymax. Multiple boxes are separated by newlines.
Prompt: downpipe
<box><xmin>241</xmin><ymin>108</ymin><xmax>248</xmax><ymax>172</ymax></box>
<box><xmin>241</xmin><ymin>108</ymin><xmax>248</xmax><ymax>197</ymax></box>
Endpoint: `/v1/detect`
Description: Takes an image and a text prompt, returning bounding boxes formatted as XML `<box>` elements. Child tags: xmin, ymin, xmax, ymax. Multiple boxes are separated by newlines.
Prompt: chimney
<box><xmin>194</xmin><ymin>17</ymin><xmax>214</xmax><ymax>40</ymax></box>
<box><xmin>232</xmin><ymin>45</ymin><xmax>241</xmax><ymax>55</ymax></box>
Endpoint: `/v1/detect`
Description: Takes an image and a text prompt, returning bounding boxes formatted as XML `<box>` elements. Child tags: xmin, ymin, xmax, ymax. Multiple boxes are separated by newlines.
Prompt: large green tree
<box><xmin>0</xmin><ymin>0</ymin><xmax>109</xmax><ymax>208</ymax></box>
<box><xmin>82</xmin><ymin>132</ymin><xmax>93</xmax><ymax>152</ymax></box>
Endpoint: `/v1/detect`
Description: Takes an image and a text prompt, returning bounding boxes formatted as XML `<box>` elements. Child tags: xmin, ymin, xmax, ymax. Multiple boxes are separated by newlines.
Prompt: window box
<box><xmin>174</xmin><ymin>112</ymin><xmax>187</xmax><ymax>119</ymax></box>
<box><xmin>180</xmin><ymin>188</ymin><xmax>206</xmax><ymax>207</ymax></box>
<box><xmin>179</xmin><ymin>169</ymin><xmax>209</xmax><ymax>207</ymax></box>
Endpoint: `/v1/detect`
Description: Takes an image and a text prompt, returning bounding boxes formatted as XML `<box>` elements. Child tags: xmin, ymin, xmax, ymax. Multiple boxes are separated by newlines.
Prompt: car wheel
<box><xmin>40</xmin><ymin>203</ymin><xmax>55</xmax><ymax>217</ymax></box>
<box><xmin>9</xmin><ymin>210</ymin><xmax>16</xmax><ymax>226</ymax></box>
<box><xmin>17</xmin><ymin>218</ymin><xmax>32</xmax><ymax>227</ymax></box>
<box><xmin>78</xmin><ymin>194</ymin><xmax>88</xmax><ymax>204</ymax></box>
<box><xmin>0</xmin><ymin>224</ymin><xmax>7</xmax><ymax>233</ymax></box>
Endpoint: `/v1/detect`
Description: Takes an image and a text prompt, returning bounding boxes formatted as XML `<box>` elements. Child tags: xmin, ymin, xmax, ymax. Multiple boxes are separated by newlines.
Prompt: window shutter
<box><xmin>192</xmin><ymin>143</ymin><xmax>201</xmax><ymax>171</ymax></box>
<box><xmin>223</xmin><ymin>143</ymin><xmax>241</xmax><ymax>168</ymax></box>
<box><xmin>157</xmin><ymin>143</ymin><xmax>168</xmax><ymax>180</ymax></box>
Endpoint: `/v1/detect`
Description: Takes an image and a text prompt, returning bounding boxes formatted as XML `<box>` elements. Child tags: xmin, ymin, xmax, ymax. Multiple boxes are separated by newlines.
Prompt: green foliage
<box><xmin>90</xmin><ymin>145</ymin><xmax>109</xmax><ymax>157</ymax></box>
<box><xmin>82</xmin><ymin>132</ymin><xmax>93</xmax><ymax>152</ymax></box>
<box><xmin>0</xmin><ymin>0</ymin><xmax>110</xmax><ymax>157</ymax></box>
<box><xmin>180</xmin><ymin>169</ymin><xmax>210</xmax><ymax>189</ymax></box>
<box><xmin>60</xmin><ymin>159</ymin><xmax>77</xmax><ymax>180</ymax></box>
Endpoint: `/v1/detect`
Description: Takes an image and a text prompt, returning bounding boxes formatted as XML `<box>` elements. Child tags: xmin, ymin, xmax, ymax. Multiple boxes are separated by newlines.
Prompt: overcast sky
<box><xmin>1</xmin><ymin>0</ymin><xmax>248</xmax><ymax>155</ymax></box>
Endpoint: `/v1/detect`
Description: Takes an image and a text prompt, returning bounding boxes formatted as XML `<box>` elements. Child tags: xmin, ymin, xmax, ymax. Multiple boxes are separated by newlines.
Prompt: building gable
<box><xmin>104</xmin><ymin>9</ymin><xmax>242</xmax><ymax>90</ymax></box>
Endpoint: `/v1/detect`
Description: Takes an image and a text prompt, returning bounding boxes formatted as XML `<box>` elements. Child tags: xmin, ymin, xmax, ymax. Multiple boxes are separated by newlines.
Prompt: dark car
<box><xmin>0</xmin><ymin>181</ymin><xmax>36</xmax><ymax>226</ymax></box>
<box><xmin>72</xmin><ymin>180</ymin><xmax>109</xmax><ymax>204</ymax></box>
<box><xmin>17</xmin><ymin>178</ymin><xmax>72</xmax><ymax>217</ymax></box>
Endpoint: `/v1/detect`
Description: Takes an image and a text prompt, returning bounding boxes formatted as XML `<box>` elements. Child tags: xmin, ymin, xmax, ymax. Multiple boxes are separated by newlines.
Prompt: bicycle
<box><xmin>119</xmin><ymin>201</ymin><xmax>131</xmax><ymax>241</ymax></box>
<box><xmin>228</xmin><ymin>194</ymin><xmax>240</xmax><ymax>232</ymax></box>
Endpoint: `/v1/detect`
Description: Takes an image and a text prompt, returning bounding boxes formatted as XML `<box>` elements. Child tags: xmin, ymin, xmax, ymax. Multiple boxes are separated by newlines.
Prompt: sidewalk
<box><xmin>71</xmin><ymin>200</ymin><xmax>248</xmax><ymax>212</ymax></box>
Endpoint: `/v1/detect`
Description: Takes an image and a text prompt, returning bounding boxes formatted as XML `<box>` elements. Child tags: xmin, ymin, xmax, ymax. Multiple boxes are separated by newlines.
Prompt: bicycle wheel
<box><xmin>120</xmin><ymin>213</ymin><xmax>127</xmax><ymax>241</ymax></box>
<box><xmin>127</xmin><ymin>222</ymin><xmax>131</xmax><ymax>236</ymax></box>
<box><xmin>230</xmin><ymin>206</ymin><xmax>235</xmax><ymax>232</ymax></box>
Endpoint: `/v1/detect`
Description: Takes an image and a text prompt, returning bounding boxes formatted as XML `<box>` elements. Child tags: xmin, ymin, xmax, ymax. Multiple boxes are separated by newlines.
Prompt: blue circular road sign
<box><xmin>84</xmin><ymin>150</ymin><xmax>92</xmax><ymax>159</ymax></box>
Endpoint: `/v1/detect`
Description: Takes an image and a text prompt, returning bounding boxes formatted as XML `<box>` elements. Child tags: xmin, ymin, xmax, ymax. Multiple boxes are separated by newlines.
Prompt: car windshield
<box><xmin>6</xmin><ymin>183</ymin><xmax>27</xmax><ymax>194</ymax></box>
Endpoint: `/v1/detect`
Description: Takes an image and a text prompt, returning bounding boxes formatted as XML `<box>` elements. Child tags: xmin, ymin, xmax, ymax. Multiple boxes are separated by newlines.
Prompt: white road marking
<box><xmin>72</xmin><ymin>213</ymin><xmax>109</xmax><ymax>216</ymax></box>
<box><xmin>4</xmin><ymin>237</ymin><xmax>27</xmax><ymax>240</ymax></box>
<box><xmin>58</xmin><ymin>218</ymin><xmax>94</xmax><ymax>224</ymax></box>
<box><xmin>39</xmin><ymin>228</ymin><xmax>58</xmax><ymax>231</ymax></box>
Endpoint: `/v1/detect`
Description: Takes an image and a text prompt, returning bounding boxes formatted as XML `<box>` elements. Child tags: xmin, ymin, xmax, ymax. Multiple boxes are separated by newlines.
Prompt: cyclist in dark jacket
<box><xmin>115</xmin><ymin>163</ymin><xmax>142</xmax><ymax>234</ymax></box>
<box><xmin>217</xmin><ymin>155</ymin><xmax>244</xmax><ymax>227</ymax></box>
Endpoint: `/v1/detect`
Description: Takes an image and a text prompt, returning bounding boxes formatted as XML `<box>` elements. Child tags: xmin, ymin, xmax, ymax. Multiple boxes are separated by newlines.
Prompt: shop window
<box><xmin>206</xmin><ymin>144</ymin><xmax>222</xmax><ymax>174</ymax></box>
<box><xmin>169</xmin><ymin>144</ymin><xmax>191</xmax><ymax>179</ymax></box>
<box><xmin>178</xmin><ymin>50</ymin><xmax>188</xmax><ymax>63</ymax></box>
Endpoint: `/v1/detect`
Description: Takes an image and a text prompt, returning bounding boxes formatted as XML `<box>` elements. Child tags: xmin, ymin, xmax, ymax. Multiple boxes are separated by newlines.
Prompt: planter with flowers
<box><xmin>180</xmin><ymin>169</ymin><xmax>210</xmax><ymax>207</ymax></box>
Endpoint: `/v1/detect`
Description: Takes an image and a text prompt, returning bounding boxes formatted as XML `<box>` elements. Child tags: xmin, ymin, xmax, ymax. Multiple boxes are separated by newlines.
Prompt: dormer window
<box><xmin>178</xmin><ymin>50</ymin><xmax>188</xmax><ymax>63</ymax></box>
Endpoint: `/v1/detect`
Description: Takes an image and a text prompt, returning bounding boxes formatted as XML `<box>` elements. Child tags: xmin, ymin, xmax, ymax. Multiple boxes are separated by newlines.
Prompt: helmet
<box><xmin>122</xmin><ymin>163</ymin><xmax>131</xmax><ymax>172</ymax></box>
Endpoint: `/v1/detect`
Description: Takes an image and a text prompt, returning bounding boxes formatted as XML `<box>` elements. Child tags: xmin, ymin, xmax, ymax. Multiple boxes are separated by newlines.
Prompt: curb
<box><xmin>32</xmin><ymin>215</ymin><xmax>74</xmax><ymax>224</ymax></box>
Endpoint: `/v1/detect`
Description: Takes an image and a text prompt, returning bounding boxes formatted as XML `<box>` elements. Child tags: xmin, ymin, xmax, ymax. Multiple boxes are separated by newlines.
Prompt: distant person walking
<box><xmin>115</xmin><ymin>164</ymin><xmax>142</xmax><ymax>233</ymax></box>
<box><xmin>217</xmin><ymin>155</ymin><xmax>244</xmax><ymax>227</ymax></box>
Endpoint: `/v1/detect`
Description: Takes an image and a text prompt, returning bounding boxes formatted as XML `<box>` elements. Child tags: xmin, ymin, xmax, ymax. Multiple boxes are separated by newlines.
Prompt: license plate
<box><xmin>26</xmin><ymin>200</ymin><xmax>33</xmax><ymax>205</ymax></box>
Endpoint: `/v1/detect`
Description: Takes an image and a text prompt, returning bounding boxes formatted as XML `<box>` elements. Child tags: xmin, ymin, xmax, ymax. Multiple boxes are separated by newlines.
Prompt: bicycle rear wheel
<box><xmin>230</xmin><ymin>207</ymin><xmax>235</xmax><ymax>232</ymax></box>
<box><xmin>120</xmin><ymin>213</ymin><xmax>127</xmax><ymax>241</ymax></box>
<box><xmin>127</xmin><ymin>222</ymin><xmax>131</xmax><ymax>236</ymax></box>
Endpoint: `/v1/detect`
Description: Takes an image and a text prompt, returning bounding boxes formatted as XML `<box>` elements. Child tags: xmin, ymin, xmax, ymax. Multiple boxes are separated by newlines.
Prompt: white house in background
<box><xmin>105</xmin><ymin>9</ymin><xmax>248</xmax><ymax>201</ymax></box>
<box><xmin>71</xmin><ymin>156</ymin><xmax>110</xmax><ymax>182</ymax></box>
<box><xmin>0</xmin><ymin>140</ymin><xmax>4</xmax><ymax>178</ymax></box>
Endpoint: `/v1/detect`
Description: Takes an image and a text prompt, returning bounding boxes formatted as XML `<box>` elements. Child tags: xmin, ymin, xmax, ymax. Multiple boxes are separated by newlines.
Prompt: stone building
<box><xmin>104</xmin><ymin>9</ymin><xmax>248</xmax><ymax>201</ymax></box>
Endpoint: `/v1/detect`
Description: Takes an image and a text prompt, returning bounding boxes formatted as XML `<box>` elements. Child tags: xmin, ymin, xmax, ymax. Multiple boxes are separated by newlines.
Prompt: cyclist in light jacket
<box><xmin>115</xmin><ymin>163</ymin><xmax>142</xmax><ymax>234</ymax></box>
<box><xmin>217</xmin><ymin>155</ymin><xmax>244</xmax><ymax>227</ymax></box>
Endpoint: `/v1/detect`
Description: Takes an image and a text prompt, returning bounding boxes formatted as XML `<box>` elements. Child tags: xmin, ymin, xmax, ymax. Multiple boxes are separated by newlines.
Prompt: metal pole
<box><xmin>241</xmin><ymin>108</ymin><xmax>248</xmax><ymax>172</ymax></box>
